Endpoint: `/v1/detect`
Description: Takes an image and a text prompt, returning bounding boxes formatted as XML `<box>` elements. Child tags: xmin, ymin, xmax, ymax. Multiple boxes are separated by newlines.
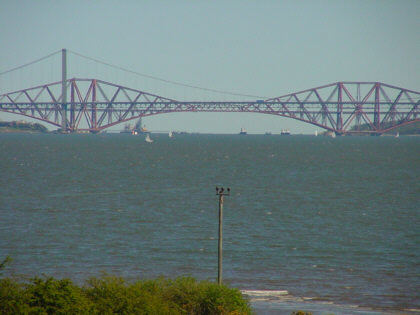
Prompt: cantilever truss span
<box><xmin>0</xmin><ymin>78</ymin><xmax>419</xmax><ymax>134</ymax></box>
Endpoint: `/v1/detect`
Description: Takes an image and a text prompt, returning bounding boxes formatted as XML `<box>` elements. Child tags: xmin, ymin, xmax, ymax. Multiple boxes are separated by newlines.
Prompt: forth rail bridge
<box><xmin>0</xmin><ymin>49</ymin><xmax>419</xmax><ymax>135</ymax></box>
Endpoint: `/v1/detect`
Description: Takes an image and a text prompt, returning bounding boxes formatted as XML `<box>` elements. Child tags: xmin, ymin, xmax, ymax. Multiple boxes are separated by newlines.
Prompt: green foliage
<box><xmin>0</xmin><ymin>277</ymin><xmax>92</xmax><ymax>314</ymax></box>
<box><xmin>291</xmin><ymin>311</ymin><xmax>313</xmax><ymax>315</ymax></box>
<box><xmin>159</xmin><ymin>277</ymin><xmax>250</xmax><ymax>314</ymax></box>
<box><xmin>0</xmin><ymin>278</ymin><xmax>30</xmax><ymax>314</ymax></box>
<box><xmin>0</xmin><ymin>275</ymin><xmax>252</xmax><ymax>314</ymax></box>
<box><xmin>84</xmin><ymin>276</ymin><xmax>175</xmax><ymax>314</ymax></box>
<box><xmin>26</xmin><ymin>277</ymin><xmax>93</xmax><ymax>314</ymax></box>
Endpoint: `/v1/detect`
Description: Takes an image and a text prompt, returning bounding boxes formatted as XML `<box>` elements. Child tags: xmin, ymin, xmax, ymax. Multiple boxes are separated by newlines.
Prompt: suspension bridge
<box><xmin>1</xmin><ymin>49</ymin><xmax>419</xmax><ymax>134</ymax></box>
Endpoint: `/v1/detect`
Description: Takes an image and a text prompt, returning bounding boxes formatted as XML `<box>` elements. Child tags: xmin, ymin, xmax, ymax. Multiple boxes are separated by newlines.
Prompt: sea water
<box><xmin>0</xmin><ymin>133</ymin><xmax>419</xmax><ymax>314</ymax></box>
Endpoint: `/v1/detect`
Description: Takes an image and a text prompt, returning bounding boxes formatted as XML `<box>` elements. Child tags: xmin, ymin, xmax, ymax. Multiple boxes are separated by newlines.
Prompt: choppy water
<box><xmin>0</xmin><ymin>133</ymin><xmax>419</xmax><ymax>314</ymax></box>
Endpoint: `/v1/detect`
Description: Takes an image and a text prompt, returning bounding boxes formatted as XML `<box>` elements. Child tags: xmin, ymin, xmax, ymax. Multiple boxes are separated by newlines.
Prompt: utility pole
<box><xmin>61</xmin><ymin>48</ymin><xmax>67</xmax><ymax>132</ymax></box>
<box><xmin>215</xmin><ymin>186</ymin><xmax>230</xmax><ymax>285</ymax></box>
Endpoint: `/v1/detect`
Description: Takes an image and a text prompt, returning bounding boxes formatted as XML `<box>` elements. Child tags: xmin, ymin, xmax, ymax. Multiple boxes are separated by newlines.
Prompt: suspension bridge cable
<box><xmin>0</xmin><ymin>50</ymin><xmax>62</xmax><ymax>76</ymax></box>
<box><xmin>68</xmin><ymin>49</ymin><xmax>267</xmax><ymax>99</ymax></box>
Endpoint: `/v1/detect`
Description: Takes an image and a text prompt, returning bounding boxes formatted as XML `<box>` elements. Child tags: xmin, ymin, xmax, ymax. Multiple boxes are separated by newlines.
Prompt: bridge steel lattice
<box><xmin>0</xmin><ymin>78</ymin><xmax>419</xmax><ymax>134</ymax></box>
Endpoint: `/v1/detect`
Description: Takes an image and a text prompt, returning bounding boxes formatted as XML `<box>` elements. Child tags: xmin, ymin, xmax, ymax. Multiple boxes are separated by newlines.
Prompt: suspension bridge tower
<box><xmin>61</xmin><ymin>48</ymin><xmax>67</xmax><ymax>132</ymax></box>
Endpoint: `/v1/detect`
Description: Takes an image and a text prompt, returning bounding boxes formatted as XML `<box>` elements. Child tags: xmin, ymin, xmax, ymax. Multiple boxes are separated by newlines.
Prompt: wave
<box><xmin>240</xmin><ymin>290</ymin><xmax>418</xmax><ymax>314</ymax></box>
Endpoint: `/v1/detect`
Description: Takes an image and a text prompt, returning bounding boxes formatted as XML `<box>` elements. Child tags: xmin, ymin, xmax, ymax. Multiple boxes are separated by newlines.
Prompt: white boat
<box><xmin>168</xmin><ymin>131</ymin><xmax>173</xmax><ymax>138</ymax></box>
<box><xmin>145</xmin><ymin>134</ymin><xmax>153</xmax><ymax>143</ymax></box>
<box><xmin>395</xmin><ymin>132</ymin><xmax>399</xmax><ymax>138</ymax></box>
<box><xmin>315</xmin><ymin>130</ymin><xmax>318</xmax><ymax>137</ymax></box>
<box><xmin>281</xmin><ymin>129</ymin><xmax>291</xmax><ymax>136</ymax></box>
<box><xmin>239</xmin><ymin>128</ymin><xmax>247</xmax><ymax>135</ymax></box>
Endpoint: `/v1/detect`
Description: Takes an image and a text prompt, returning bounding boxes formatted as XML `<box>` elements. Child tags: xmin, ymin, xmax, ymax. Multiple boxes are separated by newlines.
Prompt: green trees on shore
<box><xmin>349</xmin><ymin>121</ymin><xmax>420</xmax><ymax>135</ymax></box>
<box><xmin>0</xmin><ymin>257</ymin><xmax>319</xmax><ymax>314</ymax></box>
<box><xmin>0</xmin><ymin>275</ymin><xmax>252</xmax><ymax>314</ymax></box>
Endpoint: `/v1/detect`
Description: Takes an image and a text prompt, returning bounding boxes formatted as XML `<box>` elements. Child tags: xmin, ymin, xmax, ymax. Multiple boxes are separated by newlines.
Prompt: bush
<box><xmin>84</xmin><ymin>276</ymin><xmax>176</xmax><ymax>314</ymax></box>
<box><xmin>0</xmin><ymin>277</ymin><xmax>93</xmax><ymax>314</ymax></box>
<box><xmin>160</xmin><ymin>277</ymin><xmax>250</xmax><ymax>314</ymax></box>
<box><xmin>26</xmin><ymin>277</ymin><xmax>93</xmax><ymax>314</ymax></box>
<box><xmin>0</xmin><ymin>278</ymin><xmax>30</xmax><ymax>314</ymax></box>
<box><xmin>0</xmin><ymin>276</ymin><xmax>252</xmax><ymax>314</ymax></box>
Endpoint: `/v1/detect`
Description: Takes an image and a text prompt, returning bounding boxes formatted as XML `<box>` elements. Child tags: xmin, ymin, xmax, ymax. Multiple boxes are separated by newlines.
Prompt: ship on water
<box><xmin>281</xmin><ymin>129</ymin><xmax>291</xmax><ymax>135</ymax></box>
<box><xmin>239</xmin><ymin>128</ymin><xmax>247</xmax><ymax>135</ymax></box>
<box><xmin>121</xmin><ymin>117</ymin><xmax>149</xmax><ymax>135</ymax></box>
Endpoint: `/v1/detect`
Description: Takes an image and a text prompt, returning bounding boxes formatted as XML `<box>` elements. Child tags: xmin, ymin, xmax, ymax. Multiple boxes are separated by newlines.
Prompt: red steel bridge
<box><xmin>1</xmin><ymin>78</ymin><xmax>418</xmax><ymax>135</ymax></box>
<box><xmin>0</xmin><ymin>50</ymin><xmax>419</xmax><ymax>134</ymax></box>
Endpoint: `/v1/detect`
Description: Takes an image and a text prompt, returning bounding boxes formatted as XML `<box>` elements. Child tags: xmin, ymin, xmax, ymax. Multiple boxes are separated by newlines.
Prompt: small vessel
<box><xmin>122</xmin><ymin>118</ymin><xmax>149</xmax><ymax>135</ymax></box>
<box><xmin>395</xmin><ymin>132</ymin><xmax>399</xmax><ymax>138</ymax></box>
<box><xmin>145</xmin><ymin>134</ymin><xmax>153</xmax><ymax>143</ymax></box>
<box><xmin>139</xmin><ymin>126</ymin><xmax>148</xmax><ymax>134</ymax></box>
<box><xmin>134</xmin><ymin>117</ymin><xmax>149</xmax><ymax>135</ymax></box>
<box><xmin>281</xmin><ymin>129</ymin><xmax>291</xmax><ymax>136</ymax></box>
<box><xmin>239</xmin><ymin>128</ymin><xmax>247</xmax><ymax>135</ymax></box>
<box><xmin>314</xmin><ymin>130</ymin><xmax>318</xmax><ymax>137</ymax></box>
<box><xmin>168</xmin><ymin>131</ymin><xmax>173</xmax><ymax>138</ymax></box>
<box><xmin>265</xmin><ymin>132</ymin><xmax>272</xmax><ymax>136</ymax></box>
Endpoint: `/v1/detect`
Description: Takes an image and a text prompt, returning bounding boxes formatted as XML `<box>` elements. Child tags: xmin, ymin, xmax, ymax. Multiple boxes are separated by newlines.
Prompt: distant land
<box><xmin>1</xmin><ymin>120</ymin><xmax>419</xmax><ymax>135</ymax></box>
<box><xmin>0</xmin><ymin>121</ymin><xmax>48</xmax><ymax>133</ymax></box>
<box><xmin>349</xmin><ymin>121</ymin><xmax>420</xmax><ymax>135</ymax></box>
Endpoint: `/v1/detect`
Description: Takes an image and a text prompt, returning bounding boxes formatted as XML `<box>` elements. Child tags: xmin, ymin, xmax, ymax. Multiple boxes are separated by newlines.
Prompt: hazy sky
<box><xmin>0</xmin><ymin>0</ymin><xmax>419</xmax><ymax>133</ymax></box>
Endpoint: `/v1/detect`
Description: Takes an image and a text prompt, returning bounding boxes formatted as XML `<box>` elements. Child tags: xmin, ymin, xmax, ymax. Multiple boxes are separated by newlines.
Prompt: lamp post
<box><xmin>215</xmin><ymin>186</ymin><xmax>230</xmax><ymax>285</ymax></box>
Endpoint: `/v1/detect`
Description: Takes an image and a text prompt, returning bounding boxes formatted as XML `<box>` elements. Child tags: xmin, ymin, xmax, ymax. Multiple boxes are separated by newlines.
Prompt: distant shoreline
<box><xmin>0</xmin><ymin>121</ymin><xmax>48</xmax><ymax>133</ymax></box>
<box><xmin>0</xmin><ymin>127</ymin><xmax>45</xmax><ymax>133</ymax></box>
<box><xmin>1</xmin><ymin>120</ymin><xmax>419</xmax><ymax>135</ymax></box>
